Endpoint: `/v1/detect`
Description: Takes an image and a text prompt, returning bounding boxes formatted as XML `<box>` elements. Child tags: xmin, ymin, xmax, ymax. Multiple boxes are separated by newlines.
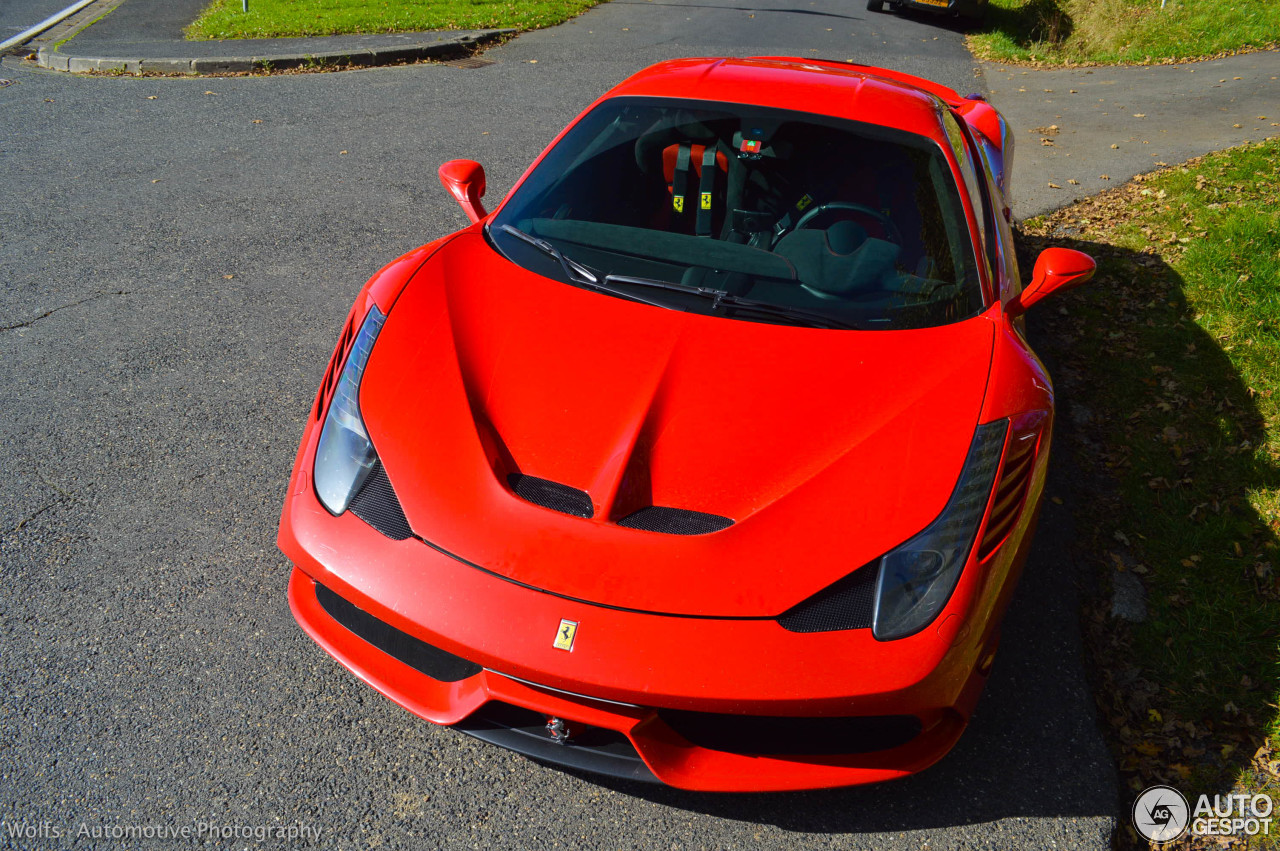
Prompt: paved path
<box><xmin>982</xmin><ymin>51</ymin><xmax>1280</xmax><ymax>219</ymax></box>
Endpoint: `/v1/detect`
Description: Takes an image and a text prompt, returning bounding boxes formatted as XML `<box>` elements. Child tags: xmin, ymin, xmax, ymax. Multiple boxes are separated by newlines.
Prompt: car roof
<box><xmin>602</xmin><ymin>57</ymin><xmax>964</xmax><ymax>149</ymax></box>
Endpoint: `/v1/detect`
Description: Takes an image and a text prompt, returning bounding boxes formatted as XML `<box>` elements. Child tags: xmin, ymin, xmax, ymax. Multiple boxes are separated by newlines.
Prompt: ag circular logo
<box><xmin>1133</xmin><ymin>785</ymin><xmax>1190</xmax><ymax>842</ymax></box>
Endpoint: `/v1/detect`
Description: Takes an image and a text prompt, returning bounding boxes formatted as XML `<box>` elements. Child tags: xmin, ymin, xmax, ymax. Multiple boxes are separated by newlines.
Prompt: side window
<box><xmin>941</xmin><ymin>111</ymin><xmax>998</xmax><ymax>282</ymax></box>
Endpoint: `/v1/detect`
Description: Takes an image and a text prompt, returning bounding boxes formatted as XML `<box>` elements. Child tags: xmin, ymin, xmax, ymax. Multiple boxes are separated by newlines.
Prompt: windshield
<box><xmin>488</xmin><ymin>96</ymin><xmax>985</xmax><ymax>330</ymax></box>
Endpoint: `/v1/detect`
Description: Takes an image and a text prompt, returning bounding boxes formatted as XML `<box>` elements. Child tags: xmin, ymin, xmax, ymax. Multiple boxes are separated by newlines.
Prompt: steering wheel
<box><xmin>793</xmin><ymin>201</ymin><xmax>902</xmax><ymax>245</ymax></box>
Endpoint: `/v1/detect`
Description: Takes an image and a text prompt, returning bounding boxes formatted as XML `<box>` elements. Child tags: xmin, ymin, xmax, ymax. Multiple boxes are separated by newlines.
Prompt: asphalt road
<box><xmin>0</xmin><ymin>1</ymin><xmax>1117</xmax><ymax>848</ymax></box>
<box><xmin>0</xmin><ymin>0</ymin><xmax>77</xmax><ymax>35</ymax></box>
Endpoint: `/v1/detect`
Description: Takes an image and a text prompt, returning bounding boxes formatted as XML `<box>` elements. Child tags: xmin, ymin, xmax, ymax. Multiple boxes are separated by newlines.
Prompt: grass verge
<box><xmin>186</xmin><ymin>0</ymin><xmax>601</xmax><ymax>40</ymax></box>
<box><xmin>969</xmin><ymin>0</ymin><xmax>1280</xmax><ymax>64</ymax></box>
<box><xmin>1021</xmin><ymin>139</ymin><xmax>1279</xmax><ymax>846</ymax></box>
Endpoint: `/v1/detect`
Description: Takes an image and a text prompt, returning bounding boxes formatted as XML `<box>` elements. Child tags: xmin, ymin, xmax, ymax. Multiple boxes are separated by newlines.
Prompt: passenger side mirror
<box><xmin>438</xmin><ymin>159</ymin><xmax>488</xmax><ymax>224</ymax></box>
<box><xmin>1007</xmin><ymin>248</ymin><xmax>1096</xmax><ymax>317</ymax></box>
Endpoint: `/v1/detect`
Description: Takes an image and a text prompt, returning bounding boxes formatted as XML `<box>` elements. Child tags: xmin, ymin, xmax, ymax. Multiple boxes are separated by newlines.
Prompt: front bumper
<box><xmin>280</xmin><ymin>458</ymin><xmax>1024</xmax><ymax>791</ymax></box>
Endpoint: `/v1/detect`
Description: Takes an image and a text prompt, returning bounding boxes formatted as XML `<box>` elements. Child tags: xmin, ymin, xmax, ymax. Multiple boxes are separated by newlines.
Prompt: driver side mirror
<box><xmin>438</xmin><ymin>159</ymin><xmax>488</xmax><ymax>224</ymax></box>
<box><xmin>1007</xmin><ymin>247</ymin><xmax>1096</xmax><ymax>317</ymax></box>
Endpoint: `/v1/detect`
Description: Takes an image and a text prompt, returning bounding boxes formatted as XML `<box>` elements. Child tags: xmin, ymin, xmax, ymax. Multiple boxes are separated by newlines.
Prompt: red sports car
<box><xmin>279</xmin><ymin>56</ymin><xmax>1095</xmax><ymax>792</ymax></box>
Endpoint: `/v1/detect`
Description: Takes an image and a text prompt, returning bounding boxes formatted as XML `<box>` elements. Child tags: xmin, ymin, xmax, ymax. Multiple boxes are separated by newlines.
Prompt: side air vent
<box><xmin>508</xmin><ymin>473</ymin><xmax>593</xmax><ymax>518</ymax></box>
<box><xmin>315</xmin><ymin>582</ymin><xmax>482</xmax><ymax>683</ymax></box>
<box><xmin>315</xmin><ymin>313</ymin><xmax>357</xmax><ymax>421</ymax></box>
<box><xmin>977</xmin><ymin>429</ymin><xmax>1039</xmax><ymax>560</ymax></box>
<box><xmin>349</xmin><ymin>462</ymin><xmax>414</xmax><ymax>540</ymax></box>
<box><xmin>617</xmin><ymin>507</ymin><xmax>734</xmax><ymax>535</ymax></box>
<box><xmin>776</xmin><ymin>563</ymin><xmax>877</xmax><ymax>633</ymax></box>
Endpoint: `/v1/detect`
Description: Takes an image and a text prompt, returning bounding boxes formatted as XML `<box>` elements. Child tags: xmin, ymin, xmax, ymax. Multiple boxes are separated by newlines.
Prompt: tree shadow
<box><xmin>974</xmin><ymin>0</ymin><xmax>1074</xmax><ymax>48</ymax></box>
<box><xmin>1017</xmin><ymin>227</ymin><xmax>1279</xmax><ymax>834</ymax></box>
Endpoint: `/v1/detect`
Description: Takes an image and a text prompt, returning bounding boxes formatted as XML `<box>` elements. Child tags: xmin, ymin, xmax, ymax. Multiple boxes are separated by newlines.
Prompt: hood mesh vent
<box><xmin>617</xmin><ymin>507</ymin><xmax>734</xmax><ymax>535</ymax></box>
<box><xmin>508</xmin><ymin>474</ymin><xmax>594</xmax><ymax>518</ymax></box>
<box><xmin>776</xmin><ymin>563</ymin><xmax>876</xmax><ymax>632</ymax></box>
<box><xmin>349</xmin><ymin>462</ymin><xmax>414</xmax><ymax>540</ymax></box>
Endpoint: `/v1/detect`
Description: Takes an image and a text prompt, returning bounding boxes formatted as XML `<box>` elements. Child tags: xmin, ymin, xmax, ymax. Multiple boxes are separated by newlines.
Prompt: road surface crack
<box><xmin>1</xmin><ymin>290</ymin><xmax>132</xmax><ymax>331</ymax></box>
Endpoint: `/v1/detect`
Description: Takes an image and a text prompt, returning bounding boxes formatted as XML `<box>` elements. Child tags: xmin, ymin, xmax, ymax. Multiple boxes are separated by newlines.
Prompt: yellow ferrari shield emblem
<box><xmin>795</xmin><ymin>193</ymin><xmax>814</xmax><ymax>211</ymax></box>
<box><xmin>553</xmin><ymin>619</ymin><xmax>578</xmax><ymax>652</ymax></box>
<box><xmin>700</xmin><ymin>191</ymin><xmax>712</xmax><ymax>210</ymax></box>
<box><xmin>673</xmin><ymin>195</ymin><xmax>684</xmax><ymax>213</ymax></box>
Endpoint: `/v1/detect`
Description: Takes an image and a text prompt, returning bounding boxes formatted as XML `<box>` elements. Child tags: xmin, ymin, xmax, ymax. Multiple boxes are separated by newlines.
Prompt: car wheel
<box><xmin>866</xmin><ymin>0</ymin><xmax>883</xmax><ymax>10</ymax></box>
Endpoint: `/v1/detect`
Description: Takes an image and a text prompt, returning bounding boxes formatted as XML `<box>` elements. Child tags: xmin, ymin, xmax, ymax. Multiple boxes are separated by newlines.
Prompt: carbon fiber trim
<box><xmin>315</xmin><ymin>581</ymin><xmax>482</xmax><ymax>683</ymax></box>
<box><xmin>508</xmin><ymin>473</ymin><xmax>594</xmax><ymax>518</ymax></box>
<box><xmin>455</xmin><ymin>702</ymin><xmax>658</xmax><ymax>784</ymax></box>
<box><xmin>617</xmin><ymin>507</ymin><xmax>734</xmax><ymax>535</ymax></box>
<box><xmin>775</xmin><ymin>563</ymin><xmax>877</xmax><ymax>633</ymax></box>
<box><xmin>349</xmin><ymin>463</ymin><xmax>413</xmax><ymax>540</ymax></box>
<box><xmin>659</xmin><ymin>709</ymin><xmax>921</xmax><ymax>756</ymax></box>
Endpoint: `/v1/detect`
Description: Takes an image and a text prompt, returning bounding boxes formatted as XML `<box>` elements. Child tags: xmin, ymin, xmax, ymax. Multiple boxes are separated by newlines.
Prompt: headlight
<box><xmin>314</xmin><ymin>305</ymin><xmax>386</xmax><ymax>515</ymax></box>
<box><xmin>871</xmin><ymin>419</ymin><xmax>1007</xmax><ymax>641</ymax></box>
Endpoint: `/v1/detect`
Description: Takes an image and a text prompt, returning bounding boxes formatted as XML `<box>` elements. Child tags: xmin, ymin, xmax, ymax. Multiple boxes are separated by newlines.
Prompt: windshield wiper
<box><xmin>498</xmin><ymin>224</ymin><xmax>598</xmax><ymax>284</ymax></box>
<box><xmin>496</xmin><ymin>225</ymin><xmax>674</xmax><ymax>310</ymax></box>
<box><xmin>602</xmin><ymin>273</ymin><xmax>856</xmax><ymax>330</ymax></box>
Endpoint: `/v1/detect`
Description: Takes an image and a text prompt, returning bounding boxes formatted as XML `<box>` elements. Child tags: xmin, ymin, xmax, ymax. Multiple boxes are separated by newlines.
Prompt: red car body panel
<box><xmin>357</xmin><ymin>230</ymin><xmax>994</xmax><ymax>616</ymax></box>
<box><xmin>277</xmin><ymin>56</ymin><xmax>1073</xmax><ymax>791</ymax></box>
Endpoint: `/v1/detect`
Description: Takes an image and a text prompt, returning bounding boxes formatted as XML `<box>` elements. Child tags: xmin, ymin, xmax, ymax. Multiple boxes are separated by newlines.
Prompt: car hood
<box><xmin>358</xmin><ymin>232</ymin><xmax>995</xmax><ymax>617</ymax></box>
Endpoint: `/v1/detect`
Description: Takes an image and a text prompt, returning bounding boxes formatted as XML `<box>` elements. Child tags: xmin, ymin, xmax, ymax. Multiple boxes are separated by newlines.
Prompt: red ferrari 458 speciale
<box><xmin>279</xmin><ymin>56</ymin><xmax>1095</xmax><ymax>792</ymax></box>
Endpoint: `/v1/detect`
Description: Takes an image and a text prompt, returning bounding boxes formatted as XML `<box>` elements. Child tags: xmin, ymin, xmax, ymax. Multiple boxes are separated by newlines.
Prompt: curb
<box><xmin>34</xmin><ymin>28</ymin><xmax>513</xmax><ymax>74</ymax></box>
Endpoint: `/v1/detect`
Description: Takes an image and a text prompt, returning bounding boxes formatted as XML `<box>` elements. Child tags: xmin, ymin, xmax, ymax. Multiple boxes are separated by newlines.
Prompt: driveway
<box><xmin>1</xmin><ymin>2</ymin><xmax>1116</xmax><ymax>848</ymax></box>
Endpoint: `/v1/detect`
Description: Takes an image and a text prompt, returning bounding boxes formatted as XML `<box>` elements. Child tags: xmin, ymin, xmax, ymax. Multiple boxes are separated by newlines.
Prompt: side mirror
<box><xmin>1007</xmin><ymin>247</ymin><xmax>1096</xmax><ymax>317</ymax></box>
<box><xmin>438</xmin><ymin>159</ymin><xmax>488</xmax><ymax>224</ymax></box>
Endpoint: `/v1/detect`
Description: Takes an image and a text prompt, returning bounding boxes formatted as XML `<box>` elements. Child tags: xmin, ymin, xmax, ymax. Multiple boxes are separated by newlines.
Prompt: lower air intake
<box><xmin>659</xmin><ymin>709</ymin><xmax>921</xmax><ymax>756</ymax></box>
<box><xmin>315</xmin><ymin>582</ymin><xmax>482</xmax><ymax>683</ymax></box>
<box><xmin>508</xmin><ymin>473</ymin><xmax>594</xmax><ymax>518</ymax></box>
<box><xmin>617</xmin><ymin>507</ymin><xmax>734</xmax><ymax>535</ymax></box>
<box><xmin>775</xmin><ymin>563</ymin><xmax>877</xmax><ymax>632</ymax></box>
<box><xmin>349</xmin><ymin>462</ymin><xmax>413</xmax><ymax>540</ymax></box>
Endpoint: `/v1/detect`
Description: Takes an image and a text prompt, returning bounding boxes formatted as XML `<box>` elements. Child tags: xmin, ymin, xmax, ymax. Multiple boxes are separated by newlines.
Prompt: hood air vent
<box><xmin>617</xmin><ymin>507</ymin><xmax>734</xmax><ymax>535</ymax></box>
<box><xmin>508</xmin><ymin>473</ymin><xmax>594</xmax><ymax>518</ymax></box>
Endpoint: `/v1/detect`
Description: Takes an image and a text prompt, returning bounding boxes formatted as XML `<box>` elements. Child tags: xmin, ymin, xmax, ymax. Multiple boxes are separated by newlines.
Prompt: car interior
<box><xmin>492</xmin><ymin>98</ymin><xmax>985</xmax><ymax>329</ymax></box>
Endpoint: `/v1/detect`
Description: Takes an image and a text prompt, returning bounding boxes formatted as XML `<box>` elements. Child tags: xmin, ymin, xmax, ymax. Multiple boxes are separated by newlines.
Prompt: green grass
<box><xmin>1025</xmin><ymin>141</ymin><xmax>1280</xmax><ymax>798</ymax></box>
<box><xmin>970</xmin><ymin>0</ymin><xmax>1280</xmax><ymax>64</ymax></box>
<box><xmin>186</xmin><ymin>0</ymin><xmax>601</xmax><ymax>40</ymax></box>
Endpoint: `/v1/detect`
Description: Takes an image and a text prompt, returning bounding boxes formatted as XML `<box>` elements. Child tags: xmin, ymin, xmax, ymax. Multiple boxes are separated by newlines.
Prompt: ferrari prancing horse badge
<box><xmin>553</xmin><ymin>619</ymin><xmax>578</xmax><ymax>652</ymax></box>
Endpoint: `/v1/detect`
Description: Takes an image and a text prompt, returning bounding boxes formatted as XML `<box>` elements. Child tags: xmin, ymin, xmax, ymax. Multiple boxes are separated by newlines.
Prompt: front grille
<box><xmin>315</xmin><ymin>582</ymin><xmax>482</xmax><ymax>683</ymax></box>
<box><xmin>659</xmin><ymin>709</ymin><xmax>921</xmax><ymax>756</ymax></box>
<box><xmin>617</xmin><ymin>507</ymin><xmax>734</xmax><ymax>535</ymax></box>
<box><xmin>775</xmin><ymin>563</ymin><xmax>877</xmax><ymax>633</ymax></box>
<box><xmin>349</xmin><ymin>462</ymin><xmax>413</xmax><ymax>540</ymax></box>
<box><xmin>508</xmin><ymin>473</ymin><xmax>594</xmax><ymax>518</ymax></box>
<box><xmin>455</xmin><ymin>701</ymin><xmax>658</xmax><ymax>784</ymax></box>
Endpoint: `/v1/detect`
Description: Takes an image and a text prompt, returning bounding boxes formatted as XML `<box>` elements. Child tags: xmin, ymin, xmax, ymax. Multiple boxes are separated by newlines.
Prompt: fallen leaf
<box><xmin>340</xmin><ymin>150</ymin><xmax>348</xmax><ymax>155</ymax></box>
<box><xmin>223</xmin><ymin>274</ymin><xmax>234</xmax><ymax>279</ymax></box>
<box><xmin>146</xmin><ymin>95</ymin><xmax>157</xmax><ymax>100</ymax></box>
<box><xmin>1133</xmin><ymin>113</ymin><xmax>1146</xmax><ymax>118</ymax></box>
<box><xmin>1068</xmin><ymin>179</ymin><xmax>1080</xmax><ymax>185</ymax></box>
<box><xmin>1111</xmin><ymin>144</ymin><xmax>1120</xmax><ymax>149</ymax></box>
<box><xmin>1101</xmin><ymin>174</ymin><xmax>1110</xmax><ymax>179</ymax></box>
<box><xmin>203</xmin><ymin>90</ymin><xmax>217</xmax><ymax>95</ymax></box>
<box><xmin>252</xmin><ymin>119</ymin><xmax>262</xmax><ymax>124</ymax></box>
<box><xmin>1048</xmin><ymin>182</ymin><xmax>1061</xmax><ymax>189</ymax></box>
